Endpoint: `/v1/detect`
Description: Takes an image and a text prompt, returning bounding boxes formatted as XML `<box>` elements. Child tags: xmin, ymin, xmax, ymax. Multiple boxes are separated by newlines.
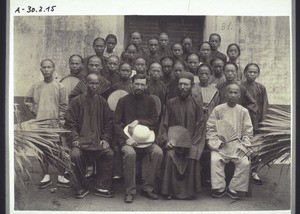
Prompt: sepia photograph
<box><xmin>8</xmin><ymin>0</ymin><xmax>294</xmax><ymax>213</ymax></box>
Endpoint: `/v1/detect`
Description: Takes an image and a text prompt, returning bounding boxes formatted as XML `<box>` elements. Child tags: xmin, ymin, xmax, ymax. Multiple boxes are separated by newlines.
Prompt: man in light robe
<box><xmin>157</xmin><ymin>71</ymin><xmax>206</xmax><ymax>199</ymax></box>
<box><xmin>69</xmin><ymin>55</ymin><xmax>111</xmax><ymax>101</ymax></box>
<box><xmin>114</xmin><ymin>73</ymin><xmax>163</xmax><ymax>203</ymax></box>
<box><xmin>64</xmin><ymin>73</ymin><xmax>114</xmax><ymax>198</ymax></box>
<box><xmin>24</xmin><ymin>59</ymin><xmax>70</xmax><ymax>188</ymax></box>
<box><xmin>206</xmin><ymin>83</ymin><xmax>253</xmax><ymax>199</ymax></box>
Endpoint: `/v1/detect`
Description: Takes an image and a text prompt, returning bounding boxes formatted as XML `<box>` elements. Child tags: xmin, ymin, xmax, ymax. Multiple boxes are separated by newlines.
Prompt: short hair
<box><xmin>227</xmin><ymin>43</ymin><xmax>241</xmax><ymax>57</ymax></box>
<box><xmin>210</xmin><ymin>56</ymin><xmax>226</xmax><ymax>66</ymax></box>
<box><xmin>125</xmin><ymin>43</ymin><xmax>138</xmax><ymax>52</ymax></box>
<box><xmin>160</xmin><ymin>56</ymin><xmax>174</xmax><ymax>65</ymax></box>
<box><xmin>69</xmin><ymin>54</ymin><xmax>83</xmax><ymax>63</ymax></box>
<box><xmin>185</xmin><ymin>52</ymin><xmax>200</xmax><ymax>62</ymax></box>
<box><xmin>199</xmin><ymin>41</ymin><xmax>212</xmax><ymax>50</ymax></box>
<box><xmin>226</xmin><ymin>83</ymin><xmax>241</xmax><ymax>93</ymax></box>
<box><xmin>223</xmin><ymin>61</ymin><xmax>238</xmax><ymax>72</ymax></box>
<box><xmin>119</xmin><ymin>62</ymin><xmax>132</xmax><ymax>70</ymax></box>
<box><xmin>181</xmin><ymin>36</ymin><xmax>192</xmax><ymax>44</ymax></box>
<box><xmin>134</xmin><ymin>57</ymin><xmax>147</xmax><ymax>65</ymax></box>
<box><xmin>244</xmin><ymin>63</ymin><xmax>261</xmax><ymax>74</ymax></box>
<box><xmin>131</xmin><ymin>73</ymin><xmax>148</xmax><ymax>84</ymax></box>
<box><xmin>149</xmin><ymin>62</ymin><xmax>162</xmax><ymax>70</ymax></box>
<box><xmin>107</xmin><ymin>55</ymin><xmax>120</xmax><ymax>62</ymax></box>
<box><xmin>159</xmin><ymin>32</ymin><xmax>169</xmax><ymax>38</ymax></box>
<box><xmin>40</xmin><ymin>59</ymin><xmax>55</xmax><ymax>68</ymax></box>
<box><xmin>209</xmin><ymin>33</ymin><xmax>221</xmax><ymax>42</ymax></box>
<box><xmin>130</xmin><ymin>31</ymin><xmax>142</xmax><ymax>39</ymax></box>
<box><xmin>87</xmin><ymin>55</ymin><xmax>103</xmax><ymax>65</ymax></box>
<box><xmin>148</xmin><ymin>38</ymin><xmax>159</xmax><ymax>44</ymax></box>
<box><xmin>93</xmin><ymin>37</ymin><xmax>106</xmax><ymax>46</ymax></box>
<box><xmin>171</xmin><ymin>42</ymin><xmax>183</xmax><ymax>50</ymax></box>
<box><xmin>86</xmin><ymin>73</ymin><xmax>99</xmax><ymax>82</ymax></box>
<box><xmin>105</xmin><ymin>34</ymin><xmax>118</xmax><ymax>43</ymax></box>
<box><xmin>197</xmin><ymin>63</ymin><xmax>213</xmax><ymax>75</ymax></box>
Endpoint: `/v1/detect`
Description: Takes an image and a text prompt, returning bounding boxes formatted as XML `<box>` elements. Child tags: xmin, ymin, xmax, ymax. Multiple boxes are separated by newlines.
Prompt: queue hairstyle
<box><xmin>227</xmin><ymin>43</ymin><xmax>241</xmax><ymax>57</ymax></box>
<box><xmin>209</xmin><ymin>33</ymin><xmax>221</xmax><ymax>42</ymax></box>
<box><xmin>69</xmin><ymin>54</ymin><xmax>83</xmax><ymax>63</ymax></box>
<box><xmin>197</xmin><ymin>63</ymin><xmax>213</xmax><ymax>75</ymax></box>
<box><xmin>40</xmin><ymin>59</ymin><xmax>55</xmax><ymax>68</ymax></box>
<box><xmin>223</xmin><ymin>61</ymin><xmax>238</xmax><ymax>72</ymax></box>
<box><xmin>244</xmin><ymin>63</ymin><xmax>261</xmax><ymax>75</ymax></box>
<box><xmin>93</xmin><ymin>37</ymin><xmax>106</xmax><ymax>46</ymax></box>
<box><xmin>105</xmin><ymin>34</ymin><xmax>118</xmax><ymax>44</ymax></box>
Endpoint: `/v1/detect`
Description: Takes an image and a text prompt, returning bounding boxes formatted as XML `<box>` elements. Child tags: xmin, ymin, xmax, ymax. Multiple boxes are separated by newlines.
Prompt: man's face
<box><xmin>148</xmin><ymin>39</ymin><xmax>159</xmax><ymax>54</ymax></box>
<box><xmin>178</xmin><ymin>78</ymin><xmax>192</xmax><ymax>99</ymax></box>
<box><xmin>149</xmin><ymin>64</ymin><xmax>163</xmax><ymax>81</ymax></box>
<box><xmin>226</xmin><ymin>85</ymin><xmax>241</xmax><ymax>104</ymax></box>
<box><xmin>161</xmin><ymin>59</ymin><xmax>173</xmax><ymax>76</ymax></box>
<box><xmin>88</xmin><ymin>57</ymin><xmax>102</xmax><ymax>74</ymax></box>
<box><xmin>119</xmin><ymin>64</ymin><xmax>132</xmax><ymax>80</ymax></box>
<box><xmin>69</xmin><ymin>56</ymin><xmax>83</xmax><ymax>74</ymax></box>
<box><xmin>40</xmin><ymin>60</ymin><xmax>54</xmax><ymax>79</ymax></box>
<box><xmin>224</xmin><ymin>64</ymin><xmax>237</xmax><ymax>81</ymax></box>
<box><xmin>93</xmin><ymin>39</ymin><xmax>106</xmax><ymax>56</ymax></box>
<box><xmin>211</xmin><ymin>59</ymin><xmax>224</xmax><ymax>76</ymax></box>
<box><xmin>131</xmin><ymin>32</ymin><xmax>142</xmax><ymax>46</ymax></box>
<box><xmin>244</xmin><ymin>65</ymin><xmax>259</xmax><ymax>82</ymax></box>
<box><xmin>87</xmin><ymin>75</ymin><xmax>100</xmax><ymax>95</ymax></box>
<box><xmin>173</xmin><ymin>63</ymin><xmax>185</xmax><ymax>77</ymax></box>
<box><xmin>186</xmin><ymin>55</ymin><xmax>200</xmax><ymax>73</ymax></box>
<box><xmin>134</xmin><ymin>58</ymin><xmax>147</xmax><ymax>74</ymax></box>
<box><xmin>182</xmin><ymin>38</ymin><xmax>192</xmax><ymax>53</ymax></box>
<box><xmin>172</xmin><ymin>44</ymin><xmax>183</xmax><ymax>57</ymax></box>
<box><xmin>132</xmin><ymin>78</ymin><xmax>147</xmax><ymax>96</ymax></box>
<box><xmin>199</xmin><ymin>43</ymin><xmax>211</xmax><ymax>60</ymax></box>
<box><xmin>198</xmin><ymin>66</ymin><xmax>211</xmax><ymax>84</ymax></box>
<box><xmin>209</xmin><ymin>35</ymin><xmax>220</xmax><ymax>51</ymax></box>
<box><xmin>106</xmin><ymin>38</ymin><xmax>117</xmax><ymax>52</ymax></box>
<box><xmin>126</xmin><ymin>45</ymin><xmax>138</xmax><ymax>60</ymax></box>
<box><xmin>106</xmin><ymin>56</ymin><xmax>119</xmax><ymax>72</ymax></box>
<box><xmin>159</xmin><ymin>34</ymin><xmax>169</xmax><ymax>48</ymax></box>
<box><xmin>227</xmin><ymin>45</ymin><xmax>239</xmax><ymax>61</ymax></box>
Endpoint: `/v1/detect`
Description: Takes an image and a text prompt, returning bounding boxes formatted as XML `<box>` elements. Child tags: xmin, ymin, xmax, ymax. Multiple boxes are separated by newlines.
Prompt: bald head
<box><xmin>86</xmin><ymin>73</ymin><xmax>99</xmax><ymax>83</ymax></box>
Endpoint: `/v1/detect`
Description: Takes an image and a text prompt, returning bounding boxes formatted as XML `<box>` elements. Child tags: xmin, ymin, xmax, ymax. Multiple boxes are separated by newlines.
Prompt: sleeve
<box><xmin>242</xmin><ymin>87</ymin><xmax>259</xmax><ymax>130</ymax></box>
<box><xmin>138</xmin><ymin>98</ymin><xmax>158</xmax><ymax>130</ymax></box>
<box><xmin>156</xmin><ymin>100</ymin><xmax>171</xmax><ymax>148</ymax></box>
<box><xmin>114</xmin><ymin>98</ymin><xmax>129</xmax><ymax>147</ymax></box>
<box><xmin>59</xmin><ymin>84</ymin><xmax>68</xmax><ymax>119</ymax></box>
<box><xmin>64</xmin><ymin>98</ymin><xmax>80</xmax><ymax>147</ymax></box>
<box><xmin>24</xmin><ymin>86</ymin><xmax>37</xmax><ymax>115</ymax></box>
<box><xmin>100</xmin><ymin>100</ymin><xmax>114</xmax><ymax>144</ymax></box>
<box><xmin>206</xmin><ymin>108</ymin><xmax>223</xmax><ymax>150</ymax></box>
<box><xmin>240</xmin><ymin>109</ymin><xmax>254</xmax><ymax>147</ymax></box>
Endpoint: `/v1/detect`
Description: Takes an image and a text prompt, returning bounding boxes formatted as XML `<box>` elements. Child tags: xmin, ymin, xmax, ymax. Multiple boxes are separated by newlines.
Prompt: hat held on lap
<box><xmin>124</xmin><ymin>124</ymin><xmax>155</xmax><ymax>148</ymax></box>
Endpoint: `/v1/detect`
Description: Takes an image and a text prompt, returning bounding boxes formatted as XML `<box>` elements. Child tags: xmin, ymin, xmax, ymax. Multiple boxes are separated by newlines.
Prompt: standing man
<box><xmin>114</xmin><ymin>73</ymin><xmax>163</xmax><ymax>203</ymax></box>
<box><xmin>206</xmin><ymin>83</ymin><xmax>253</xmax><ymax>199</ymax></box>
<box><xmin>158</xmin><ymin>72</ymin><xmax>206</xmax><ymax>199</ymax></box>
<box><xmin>69</xmin><ymin>55</ymin><xmax>111</xmax><ymax>101</ymax></box>
<box><xmin>64</xmin><ymin>73</ymin><xmax>114</xmax><ymax>198</ymax></box>
<box><xmin>67</xmin><ymin>54</ymin><xmax>85</xmax><ymax>80</ymax></box>
<box><xmin>24</xmin><ymin>59</ymin><xmax>70</xmax><ymax>188</ymax></box>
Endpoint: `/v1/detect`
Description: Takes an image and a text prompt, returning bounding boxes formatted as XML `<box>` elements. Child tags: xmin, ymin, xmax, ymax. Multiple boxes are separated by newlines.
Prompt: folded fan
<box><xmin>168</xmin><ymin>126</ymin><xmax>191</xmax><ymax>148</ymax></box>
<box><xmin>216</xmin><ymin>120</ymin><xmax>238</xmax><ymax>143</ymax></box>
<box><xmin>150</xmin><ymin>95</ymin><xmax>162</xmax><ymax>116</ymax></box>
<box><xmin>201</xmin><ymin>87</ymin><xmax>218</xmax><ymax>105</ymax></box>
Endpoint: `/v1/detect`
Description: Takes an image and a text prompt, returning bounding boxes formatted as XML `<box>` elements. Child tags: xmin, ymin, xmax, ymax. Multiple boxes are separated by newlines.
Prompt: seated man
<box><xmin>64</xmin><ymin>73</ymin><xmax>114</xmax><ymax>199</ymax></box>
<box><xmin>114</xmin><ymin>73</ymin><xmax>163</xmax><ymax>203</ymax></box>
<box><xmin>206</xmin><ymin>83</ymin><xmax>253</xmax><ymax>199</ymax></box>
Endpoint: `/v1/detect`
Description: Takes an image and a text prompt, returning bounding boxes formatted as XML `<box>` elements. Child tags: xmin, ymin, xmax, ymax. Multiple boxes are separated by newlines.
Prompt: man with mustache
<box><xmin>158</xmin><ymin>71</ymin><xmax>206</xmax><ymax>199</ymax></box>
<box><xmin>114</xmin><ymin>73</ymin><xmax>163</xmax><ymax>203</ymax></box>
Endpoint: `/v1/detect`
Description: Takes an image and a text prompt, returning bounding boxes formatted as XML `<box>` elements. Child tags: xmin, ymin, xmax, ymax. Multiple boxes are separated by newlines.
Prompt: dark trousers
<box><xmin>70</xmin><ymin>147</ymin><xmax>114</xmax><ymax>191</ymax></box>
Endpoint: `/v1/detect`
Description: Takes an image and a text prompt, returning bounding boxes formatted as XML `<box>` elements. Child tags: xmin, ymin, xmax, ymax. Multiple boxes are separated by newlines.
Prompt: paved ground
<box><xmin>13</xmin><ymin>158</ymin><xmax>291</xmax><ymax>213</ymax></box>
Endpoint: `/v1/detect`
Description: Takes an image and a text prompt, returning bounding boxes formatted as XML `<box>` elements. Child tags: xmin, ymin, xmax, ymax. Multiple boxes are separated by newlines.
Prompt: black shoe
<box><xmin>57</xmin><ymin>180</ymin><xmax>71</xmax><ymax>188</ymax></box>
<box><xmin>124</xmin><ymin>194</ymin><xmax>134</xmax><ymax>203</ymax></box>
<box><xmin>141</xmin><ymin>190</ymin><xmax>158</xmax><ymax>200</ymax></box>
<box><xmin>75</xmin><ymin>189</ymin><xmax>89</xmax><ymax>198</ymax></box>
<box><xmin>211</xmin><ymin>188</ymin><xmax>227</xmax><ymax>198</ymax></box>
<box><xmin>227</xmin><ymin>189</ymin><xmax>241</xmax><ymax>200</ymax></box>
<box><xmin>38</xmin><ymin>180</ymin><xmax>52</xmax><ymax>189</ymax></box>
<box><xmin>94</xmin><ymin>188</ymin><xmax>114</xmax><ymax>198</ymax></box>
<box><xmin>251</xmin><ymin>176</ymin><xmax>263</xmax><ymax>185</ymax></box>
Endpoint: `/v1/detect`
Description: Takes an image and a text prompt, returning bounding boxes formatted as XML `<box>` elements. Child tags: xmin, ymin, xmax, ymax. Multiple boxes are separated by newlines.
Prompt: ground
<box><xmin>13</xmin><ymin>157</ymin><xmax>291</xmax><ymax>213</ymax></box>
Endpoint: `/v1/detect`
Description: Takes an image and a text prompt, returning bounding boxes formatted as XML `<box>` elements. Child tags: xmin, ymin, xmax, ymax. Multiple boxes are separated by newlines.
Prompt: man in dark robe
<box><xmin>144</xmin><ymin>38</ymin><xmax>161</xmax><ymax>68</ymax></box>
<box><xmin>157</xmin><ymin>72</ymin><xmax>206</xmax><ymax>199</ymax></box>
<box><xmin>217</xmin><ymin>62</ymin><xmax>259</xmax><ymax>130</ymax></box>
<box><xmin>209</xmin><ymin>33</ymin><xmax>227</xmax><ymax>63</ymax></box>
<box><xmin>69</xmin><ymin>55</ymin><xmax>111</xmax><ymax>101</ymax></box>
<box><xmin>101</xmin><ymin>55</ymin><xmax>120</xmax><ymax>85</ymax></box>
<box><xmin>158</xmin><ymin>33</ymin><xmax>172</xmax><ymax>58</ymax></box>
<box><xmin>111</xmin><ymin>63</ymin><xmax>132</xmax><ymax>93</ymax></box>
<box><xmin>114</xmin><ymin>73</ymin><xmax>163</xmax><ymax>203</ymax></box>
<box><xmin>64</xmin><ymin>73</ymin><xmax>114</xmax><ymax>198</ymax></box>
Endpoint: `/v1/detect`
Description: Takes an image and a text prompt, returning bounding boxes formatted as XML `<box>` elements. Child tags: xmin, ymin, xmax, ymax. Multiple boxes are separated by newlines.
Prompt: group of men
<box><xmin>24</xmin><ymin>31</ymin><xmax>269</xmax><ymax>203</ymax></box>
